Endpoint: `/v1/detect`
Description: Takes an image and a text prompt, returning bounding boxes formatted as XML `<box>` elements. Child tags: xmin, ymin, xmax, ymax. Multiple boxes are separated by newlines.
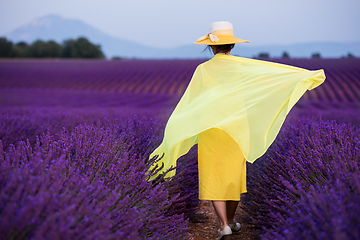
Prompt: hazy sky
<box><xmin>1</xmin><ymin>0</ymin><xmax>359</xmax><ymax>48</ymax></box>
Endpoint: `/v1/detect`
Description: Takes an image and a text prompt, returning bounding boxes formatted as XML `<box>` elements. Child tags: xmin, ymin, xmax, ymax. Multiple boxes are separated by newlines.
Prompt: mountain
<box><xmin>4</xmin><ymin>15</ymin><xmax>164</xmax><ymax>59</ymax></box>
<box><xmin>4</xmin><ymin>15</ymin><xmax>360</xmax><ymax>59</ymax></box>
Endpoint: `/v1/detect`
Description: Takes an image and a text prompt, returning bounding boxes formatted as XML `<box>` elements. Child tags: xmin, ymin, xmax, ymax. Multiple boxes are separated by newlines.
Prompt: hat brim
<box><xmin>193</xmin><ymin>35</ymin><xmax>250</xmax><ymax>45</ymax></box>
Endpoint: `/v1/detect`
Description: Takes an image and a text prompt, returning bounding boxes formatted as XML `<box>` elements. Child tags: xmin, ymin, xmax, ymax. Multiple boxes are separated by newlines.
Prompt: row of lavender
<box><xmin>0</xmin><ymin>59</ymin><xmax>200</xmax><ymax>96</ymax></box>
<box><xmin>1</xmin><ymin>102</ymin><xmax>359</xmax><ymax>153</ymax></box>
<box><xmin>242</xmin><ymin>118</ymin><xmax>360</xmax><ymax>239</ymax></box>
<box><xmin>1</xmin><ymin>58</ymin><xmax>359</xmax><ymax>239</ymax></box>
<box><xmin>1</xmin><ymin>58</ymin><xmax>360</xmax><ymax>101</ymax></box>
<box><xmin>0</xmin><ymin>110</ymin><xmax>199</xmax><ymax>239</ymax></box>
<box><xmin>1</xmin><ymin>106</ymin><xmax>359</xmax><ymax>239</ymax></box>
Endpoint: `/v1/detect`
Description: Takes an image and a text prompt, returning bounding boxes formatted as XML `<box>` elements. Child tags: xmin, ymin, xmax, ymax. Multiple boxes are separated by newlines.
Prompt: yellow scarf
<box><xmin>149</xmin><ymin>54</ymin><xmax>325</xmax><ymax>179</ymax></box>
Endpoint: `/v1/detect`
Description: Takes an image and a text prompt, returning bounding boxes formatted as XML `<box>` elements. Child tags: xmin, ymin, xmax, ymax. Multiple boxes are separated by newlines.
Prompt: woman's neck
<box><xmin>216</xmin><ymin>52</ymin><xmax>230</xmax><ymax>55</ymax></box>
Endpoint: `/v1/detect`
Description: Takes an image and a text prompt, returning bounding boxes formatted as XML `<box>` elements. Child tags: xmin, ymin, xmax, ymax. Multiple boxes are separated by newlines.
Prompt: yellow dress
<box><xmin>148</xmin><ymin>55</ymin><xmax>326</xmax><ymax>189</ymax></box>
<box><xmin>198</xmin><ymin>128</ymin><xmax>246</xmax><ymax>200</ymax></box>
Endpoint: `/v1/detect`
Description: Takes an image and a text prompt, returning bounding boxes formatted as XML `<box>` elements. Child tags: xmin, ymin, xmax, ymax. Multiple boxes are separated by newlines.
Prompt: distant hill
<box><xmin>4</xmin><ymin>15</ymin><xmax>360</xmax><ymax>59</ymax></box>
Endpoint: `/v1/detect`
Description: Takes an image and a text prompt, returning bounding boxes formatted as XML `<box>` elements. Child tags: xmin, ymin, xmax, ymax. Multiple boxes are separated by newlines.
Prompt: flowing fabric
<box><xmin>149</xmin><ymin>54</ymin><xmax>325</xmax><ymax>180</ymax></box>
<box><xmin>198</xmin><ymin>128</ymin><xmax>247</xmax><ymax>200</ymax></box>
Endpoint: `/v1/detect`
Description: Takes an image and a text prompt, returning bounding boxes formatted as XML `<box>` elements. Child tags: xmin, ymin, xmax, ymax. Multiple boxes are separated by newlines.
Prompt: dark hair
<box><xmin>205</xmin><ymin>44</ymin><xmax>235</xmax><ymax>55</ymax></box>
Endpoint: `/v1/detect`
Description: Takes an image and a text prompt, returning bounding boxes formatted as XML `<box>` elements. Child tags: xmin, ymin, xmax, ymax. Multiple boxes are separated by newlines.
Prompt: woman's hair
<box><xmin>205</xmin><ymin>44</ymin><xmax>235</xmax><ymax>55</ymax></box>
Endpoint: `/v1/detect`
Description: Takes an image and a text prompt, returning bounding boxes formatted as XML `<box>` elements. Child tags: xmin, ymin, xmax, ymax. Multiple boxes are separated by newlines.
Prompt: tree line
<box><xmin>255</xmin><ymin>51</ymin><xmax>356</xmax><ymax>59</ymax></box>
<box><xmin>0</xmin><ymin>37</ymin><xmax>104</xmax><ymax>58</ymax></box>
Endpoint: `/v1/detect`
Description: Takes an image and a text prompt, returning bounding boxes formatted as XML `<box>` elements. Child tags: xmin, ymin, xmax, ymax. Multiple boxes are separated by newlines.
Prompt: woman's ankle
<box><xmin>220</xmin><ymin>223</ymin><xmax>229</xmax><ymax>230</ymax></box>
<box><xmin>227</xmin><ymin>218</ymin><xmax>235</xmax><ymax>224</ymax></box>
<box><xmin>220</xmin><ymin>222</ymin><xmax>232</xmax><ymax>230</ymax></box>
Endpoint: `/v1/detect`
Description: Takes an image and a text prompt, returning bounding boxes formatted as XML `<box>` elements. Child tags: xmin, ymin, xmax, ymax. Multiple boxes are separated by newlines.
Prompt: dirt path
<box><xmin>188</xmin><ymin>201</ymin><xmax>255</xmax><ymax>240</ymax></box>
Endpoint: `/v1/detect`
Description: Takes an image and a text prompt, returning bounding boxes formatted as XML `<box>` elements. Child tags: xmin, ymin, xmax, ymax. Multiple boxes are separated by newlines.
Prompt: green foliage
<box><xmin>61</xmin><ymin>39</ymin><xmax>75</xmax><ymax>58</ymax></box>
<box><xmin>347</xmin><ymin>52</ymin><xmax>356</xmax><ymax>58</ymax></box>
<box><xmin>0</xmin><ymin>37</ymin><xmax>104</xmax><ymax>59</ymax></box>
<box><xmin>112</xmin><ymin>56</ymin><xmax>122</xmax><ymax>60</ymax></box>
<box><xmin>62</xmin><ymin>37</ymin><xmax>104</xmax><ymax>58</ymax></box>
<box><xmin>47</xmin><ymin>40</ymin><xmax>63</xmax><ymax>57</ymax></box>
<box><xmin>258</xmin><ymin>52</ymin><xmax>270</xmax><ymax>59</ymax></box>
<box><xmin>11</xmin><ymin>42</ymin><xmax>28</xmax><ymax>57</ymax></box>
<box><xmin>26</xmin><ymin>40</ymin><xmax>45</xmax><ymax>57</ymax></box>
<box><xmin>311</xmin><ymin>52</ymin><xmax>321</xmax><ymax>58</ymax></box>
<box><xmin>26</xmin><ymin>40</ymin><xmax>62</xmax><ymax>58</ymax></box>
<box><xmin>0</xmin><ymin>38</ymin><xmax>13</xmax><ymax>57</ymax></box>
<box><xmin>281</xmin><ymin>51</ymin><xmax>290</xmax><ymax>58</ymax></box>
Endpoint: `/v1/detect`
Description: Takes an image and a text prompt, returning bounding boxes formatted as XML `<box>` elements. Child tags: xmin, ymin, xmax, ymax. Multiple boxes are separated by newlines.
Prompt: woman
<box><xmin>148</xmin><ymin>21</ymin><xmax>325</xmax><ymax>240</ymax></box>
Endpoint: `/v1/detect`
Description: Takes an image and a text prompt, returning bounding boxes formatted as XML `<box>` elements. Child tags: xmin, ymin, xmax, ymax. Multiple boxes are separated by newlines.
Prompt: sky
<box><xmin>0</xmin><ymin>0</ymin><xmax>359</xmax><ymax>48</ymax></box>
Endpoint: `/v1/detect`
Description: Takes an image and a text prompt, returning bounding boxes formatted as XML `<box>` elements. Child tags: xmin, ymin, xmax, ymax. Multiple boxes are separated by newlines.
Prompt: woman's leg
<box><xmin>212</xmin><ymin>201</ymin><xmax>229</xmax><ymax>230</ymax></box>
<box><xmin>226</xmin><ymin>201</ymin><xmax>239</xmax><ymax>223</ymax></box>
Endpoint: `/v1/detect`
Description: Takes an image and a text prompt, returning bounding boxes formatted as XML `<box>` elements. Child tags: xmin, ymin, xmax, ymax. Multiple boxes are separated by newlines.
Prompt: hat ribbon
<box><xmin>197</xmin><ymin>33</ymin><xmax>219</xmax><ymax>43</ymax></box>
<box><xmin>196</xmin><ymin>29</ymin><xmax>234</xmax><ymax>43</ymax></box>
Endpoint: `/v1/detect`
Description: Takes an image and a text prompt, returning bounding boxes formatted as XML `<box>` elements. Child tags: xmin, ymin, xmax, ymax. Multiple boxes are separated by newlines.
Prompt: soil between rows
<box><xmin>188</xmin><ymin>201</ymin><xmax>255</xmax><ymax>240</ymax></box>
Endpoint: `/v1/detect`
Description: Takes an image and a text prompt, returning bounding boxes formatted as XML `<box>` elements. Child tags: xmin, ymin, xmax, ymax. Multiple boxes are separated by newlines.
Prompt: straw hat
<box><xmin>193</xmin><ymin>21</ymin><xmax>250</xmax><ymax>45</ymax></box>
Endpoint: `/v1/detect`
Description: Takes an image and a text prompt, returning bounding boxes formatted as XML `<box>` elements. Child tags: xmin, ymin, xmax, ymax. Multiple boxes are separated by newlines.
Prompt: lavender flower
<box><xmin>241</xmin><ymin>118</ymin><xmax>360</xmax><ymax>239</ymax></box>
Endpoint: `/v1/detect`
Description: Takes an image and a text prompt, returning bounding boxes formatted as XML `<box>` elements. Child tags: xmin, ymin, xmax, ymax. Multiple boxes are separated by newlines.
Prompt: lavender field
<box><xmin>0</xmin><ymin>58</ymin><xmax>359</xmax><ymax>239</ymax></box>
